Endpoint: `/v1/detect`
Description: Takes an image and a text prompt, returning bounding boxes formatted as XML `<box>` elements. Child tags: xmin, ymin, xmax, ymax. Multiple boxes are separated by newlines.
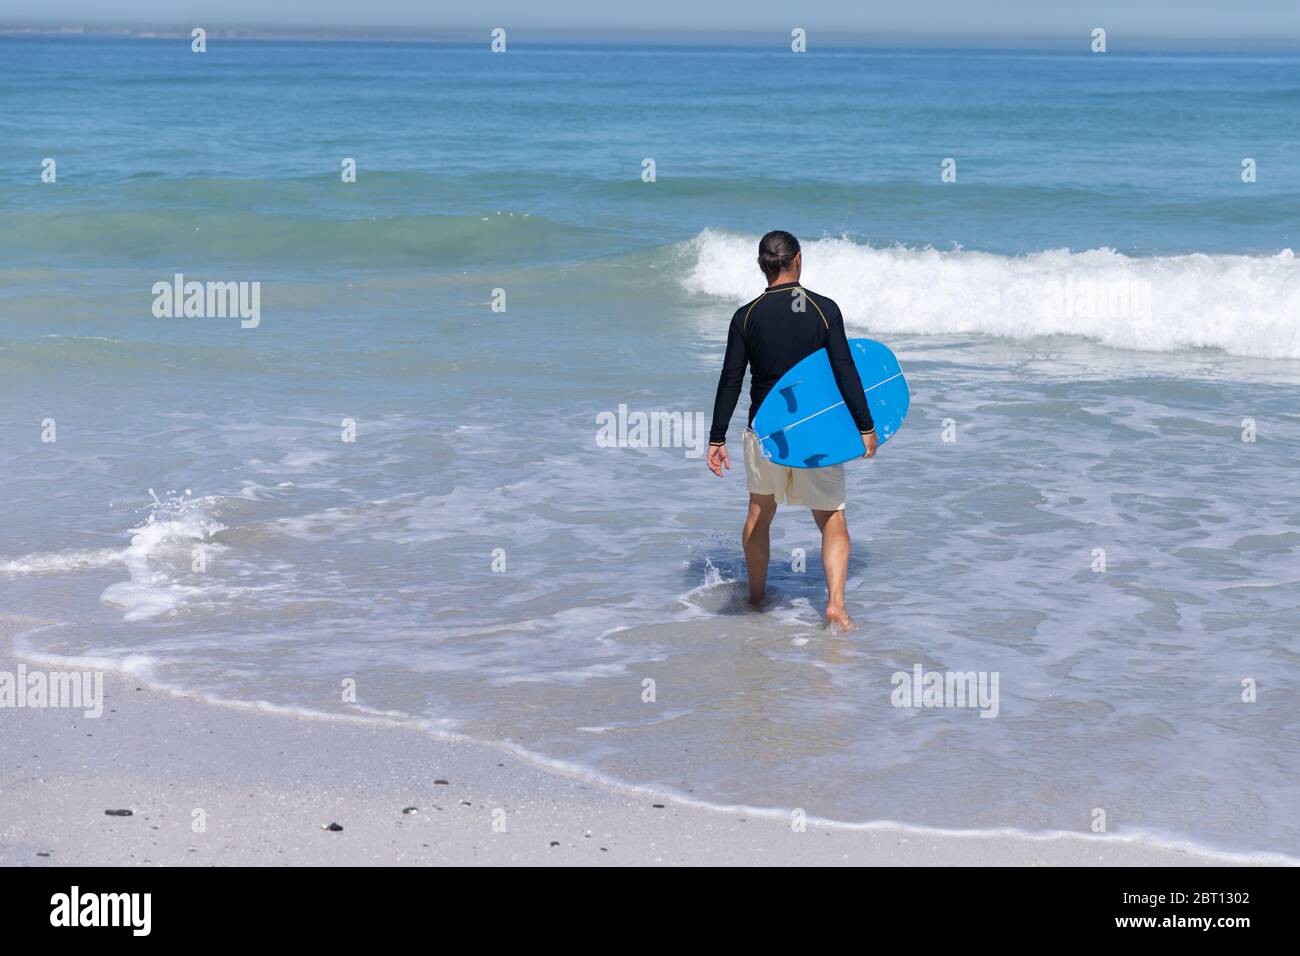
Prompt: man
<box><xmin>706</xmin><ymin>230</ymin><xmax>877</xmax><ymax>629</ymax></box>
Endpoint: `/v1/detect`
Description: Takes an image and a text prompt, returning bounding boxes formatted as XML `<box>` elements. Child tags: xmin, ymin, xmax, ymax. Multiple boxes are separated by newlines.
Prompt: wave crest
<box><xmin>681</xmin><ymin>230</ymin><xmax>1300</xmax><ymax>359</ymax></box>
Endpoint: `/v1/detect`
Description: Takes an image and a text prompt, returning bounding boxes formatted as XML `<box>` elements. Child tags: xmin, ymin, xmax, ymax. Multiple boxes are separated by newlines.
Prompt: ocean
<box><xmin>1</xmin><ymin>36</ymin><xmax>1298</xmax><ymax>858</ymax></box>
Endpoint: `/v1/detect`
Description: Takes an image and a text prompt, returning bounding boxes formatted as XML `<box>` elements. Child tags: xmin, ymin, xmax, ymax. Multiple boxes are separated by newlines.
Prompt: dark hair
<box><xmin>758</xmin><ymin>230</ymin><xmax>801</xmax><ymax>281</ymax></box>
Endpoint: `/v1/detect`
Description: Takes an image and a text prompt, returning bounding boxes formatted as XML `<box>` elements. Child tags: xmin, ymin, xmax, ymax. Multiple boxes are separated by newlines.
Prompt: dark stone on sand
<box><xmin>323</xmin><ymin>822</ymin><xmax>344</xmax><ymax>832</ymax></box>
<box><xmin>105</xmin><ymin>809</ymin><xmax>133</xmax><ymax>817</ymax></box>
<box><xmin>652</xmin><ymin>804</ymin><xmax>665</xmax><ymax>809</ymax></box>
<box><xmin>402</xmin><ymin>806</ymin><xmax>419</xmax><ymax>815</ymax></box>
<box><xmin>549</xmin><ymin>841</ymin><xmax>560</xmax><ymax>847</ymax></box>
<box><xmin>434</xmin><ymin>779</ymin><xmax>449</xmax><ymax>785</ymax></box>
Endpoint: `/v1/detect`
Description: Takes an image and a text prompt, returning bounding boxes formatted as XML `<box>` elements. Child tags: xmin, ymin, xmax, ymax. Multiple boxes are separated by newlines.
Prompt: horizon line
<box><xmin>1</xmin><ymin>23</ymin><xmax>1298</xmax><ymax>51</ymax></box>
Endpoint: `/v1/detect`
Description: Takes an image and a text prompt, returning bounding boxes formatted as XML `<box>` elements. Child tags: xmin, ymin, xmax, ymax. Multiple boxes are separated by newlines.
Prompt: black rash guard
<box><xmin>709</xmin><ymin>281</ymin><xmax>875</xmax><ymax>446</ymax></box>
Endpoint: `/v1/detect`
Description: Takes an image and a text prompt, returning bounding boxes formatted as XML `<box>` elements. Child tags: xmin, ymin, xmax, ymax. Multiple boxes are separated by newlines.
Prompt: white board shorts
<box><xmin>742</xmin><ymin>428</ymin><xmax>846</xmax><ymax>512</ymax></box>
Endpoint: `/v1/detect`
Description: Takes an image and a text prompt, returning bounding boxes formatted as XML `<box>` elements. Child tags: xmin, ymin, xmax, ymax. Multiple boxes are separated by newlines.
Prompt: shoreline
<box><xmin>0</xmin><ymin>615</ymin><xmax>1285</xmax><ymax>866</ymax></box>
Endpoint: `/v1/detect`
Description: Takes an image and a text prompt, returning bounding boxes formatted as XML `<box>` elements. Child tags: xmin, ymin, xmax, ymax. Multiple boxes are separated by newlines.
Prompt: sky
<box><xmin>2</xmin><ymin>0</ymin><xmax>1298</xmax><ymax>44</ymax></box>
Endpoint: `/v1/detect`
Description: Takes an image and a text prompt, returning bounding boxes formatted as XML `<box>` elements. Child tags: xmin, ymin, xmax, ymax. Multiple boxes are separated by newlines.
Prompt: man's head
<box><xmin>758</xmin><ymin>230</ymin><xmax>801</xmax><ymax>283</ymax></box>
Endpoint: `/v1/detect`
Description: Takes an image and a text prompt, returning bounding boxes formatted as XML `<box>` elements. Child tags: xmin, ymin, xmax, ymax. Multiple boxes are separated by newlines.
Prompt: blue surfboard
<box><xmin>751</xmin><ymin>339</ymin><xmax>909</xmax><ymax>468</ymax></box>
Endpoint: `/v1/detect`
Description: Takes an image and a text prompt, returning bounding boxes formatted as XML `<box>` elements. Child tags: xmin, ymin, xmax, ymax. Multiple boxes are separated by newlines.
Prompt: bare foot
<box><xmin>825</xmin><ymin>606</ymin><xmax>854</xmax><ymax>630</ymax></box>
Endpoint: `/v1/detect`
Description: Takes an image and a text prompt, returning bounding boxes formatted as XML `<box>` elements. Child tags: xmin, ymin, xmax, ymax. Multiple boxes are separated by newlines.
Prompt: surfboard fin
<box><xmin>769</xmin><ymin>431</ymin><xmax>789</xmax><ymax>459</ymax></box>
<box><xmin>778</xmin><ymin>383</ymin><xmax>802</xmax><ymax>414</ymax></box>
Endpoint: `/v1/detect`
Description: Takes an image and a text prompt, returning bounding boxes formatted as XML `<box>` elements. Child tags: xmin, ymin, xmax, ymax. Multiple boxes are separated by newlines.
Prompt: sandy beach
<box><xmin>2</xmin><ymin>615</ymin><xmax>1271</xmax><ymax>868</ymax></box>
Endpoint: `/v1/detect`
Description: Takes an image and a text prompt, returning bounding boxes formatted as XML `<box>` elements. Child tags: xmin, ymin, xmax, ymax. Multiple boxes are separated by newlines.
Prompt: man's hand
<box><xmin>862</xmin><ymin>431</ymin><xmax>878</xmax><ymax>458</ymax></box>
<box><xmin>707</xmin><ymin>443</ymin><xmax>730</xmax><ymax>477</ymax></box>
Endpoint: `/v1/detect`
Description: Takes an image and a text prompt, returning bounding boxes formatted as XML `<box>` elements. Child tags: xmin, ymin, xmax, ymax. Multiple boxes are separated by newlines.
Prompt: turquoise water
<box><xmin>2</xmin><ymin>37</ymin><xmax>1298</xmax><ymax>857</ymax></box>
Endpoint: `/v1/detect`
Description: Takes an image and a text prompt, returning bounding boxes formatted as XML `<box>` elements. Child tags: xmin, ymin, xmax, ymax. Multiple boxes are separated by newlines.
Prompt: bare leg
<box><xmin>742</xmin><ymin>493</ymin><xmax>777</xmax><ymax>607</ymax></box>
<box><xmin>813</xmin><ymin>508</ymin><xmax>853</xmax><ymax>628</ymax></box>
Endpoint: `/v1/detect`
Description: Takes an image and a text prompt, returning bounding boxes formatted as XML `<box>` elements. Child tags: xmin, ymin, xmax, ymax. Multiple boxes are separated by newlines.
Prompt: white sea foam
<box><xmin>11</xmin><ymin>626</ymin><xmax>160</xmax><ymax>680</ymax></box>
<box><xmin>1</xmin><ymin>547</ymin><xmax>123</xmax><ymax>574</ymax></box>
<box><xmin>99</xmin><ymin>491</ymin><xmax>227</xmax><ymax>621</ymax></box>
<box><xmin>2</xmin><ymin>492</ymin><xmax>228</xmax><ymax>622</ymax></box>
<box><xmin>681</xmin><ymin>230</ymin><xmax>1300</xmax><ymax>358</ymax></box>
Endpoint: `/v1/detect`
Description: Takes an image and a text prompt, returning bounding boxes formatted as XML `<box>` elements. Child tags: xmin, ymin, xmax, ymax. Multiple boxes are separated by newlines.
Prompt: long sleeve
<box><xmin>825</xmin><ymin>304</ymin><xmax>875</xmax><ymax>435</ymax></box>
<box><xmin>709</xmin><ymin>315</ymin><xmax>748</xmax><ymax>444</ymax></box>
